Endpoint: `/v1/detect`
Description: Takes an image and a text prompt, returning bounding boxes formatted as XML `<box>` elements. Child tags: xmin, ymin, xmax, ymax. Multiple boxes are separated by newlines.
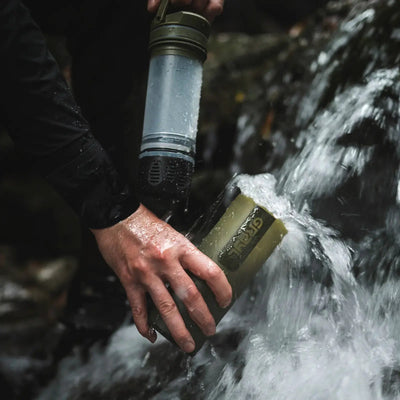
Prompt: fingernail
<box><xmin>205</xmin><ymin>325</ymin><xmax>216</xmax><ymax>337</ymax></box>
<box><xmin>221</xmin><ymin>299</ymin><xmax>231</xmax><ymax>309</ymax></box>
<box><xmin>183</xmin><ymin>340</ymin><xmax>195</xmax><ymax>353</ymax></box>
<box><xmin>148</xmin><ymin>328</ymin><xmax>157</xmax><ymax>343</ymax></box>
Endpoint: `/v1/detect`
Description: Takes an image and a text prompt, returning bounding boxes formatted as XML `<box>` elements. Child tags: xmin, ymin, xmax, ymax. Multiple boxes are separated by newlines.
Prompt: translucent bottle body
<box><xmin>141</xmin><ymin>53</ymin><xmax>203</xmax><ymax>158</ymax></box>
<box><xmin>139</xmin><ymin>53</ymin><xmax>203</xmax><ymax>214</ymax></box>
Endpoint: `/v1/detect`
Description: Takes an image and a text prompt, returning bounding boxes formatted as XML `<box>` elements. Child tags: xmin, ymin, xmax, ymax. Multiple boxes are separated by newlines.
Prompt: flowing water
<box><xmin>37</xmin><ymin>2</ymin><xmax>400</xmax><ymax>399</ymax></box>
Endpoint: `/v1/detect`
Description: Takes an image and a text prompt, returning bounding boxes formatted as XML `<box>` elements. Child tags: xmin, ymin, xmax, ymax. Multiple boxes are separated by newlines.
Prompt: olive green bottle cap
<box><xmin>149</xmin><ymin>0</ymin><xmax>210</xmax><ymax>62</ymax></box>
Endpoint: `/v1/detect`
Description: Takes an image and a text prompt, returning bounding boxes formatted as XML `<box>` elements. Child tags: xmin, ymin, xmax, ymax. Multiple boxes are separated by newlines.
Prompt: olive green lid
<box><xmin>149</xmin><ymin>0</ymin><xmax>210</xmax><ymax>62</ymax></box>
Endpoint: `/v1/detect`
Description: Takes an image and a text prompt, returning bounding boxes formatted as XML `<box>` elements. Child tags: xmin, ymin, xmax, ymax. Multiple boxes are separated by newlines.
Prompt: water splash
<box><xmin>281</xmin><ymin>68</ymin><xmax>400</xmax><ymax>208</ymax></box>
<box><xmin>38</xmin><ymin>327</ymin><xmax>155</xmax><ymax>399</ymax></box>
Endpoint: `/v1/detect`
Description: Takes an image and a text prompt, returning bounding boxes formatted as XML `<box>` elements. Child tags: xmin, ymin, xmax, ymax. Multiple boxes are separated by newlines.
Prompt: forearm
<box><xmin>41</xmin><ymin>135</ymin><xmax>140</xmax><ymax>229</ymax></box>
<box><xmin>0</xmin><ymin>0</ymin><xmax>139</xmax><ymax>228</ymax></box>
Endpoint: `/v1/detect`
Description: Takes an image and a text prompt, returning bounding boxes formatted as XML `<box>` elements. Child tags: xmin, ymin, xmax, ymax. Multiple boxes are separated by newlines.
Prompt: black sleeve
<box><xmin>0</xmin><ymin>0</ymin><xmax>140</xmax><ymax>229</ymax></box>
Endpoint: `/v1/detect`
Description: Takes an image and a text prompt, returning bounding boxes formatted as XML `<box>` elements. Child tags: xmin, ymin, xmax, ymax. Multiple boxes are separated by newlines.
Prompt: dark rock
<box><xmin>0</xmin><ymin>248</ymin><xmax>77</xmax><ymax>399</ymax></box>
<box><xmin>214</xmin><ymin>0</ymin><xmax>331</xmax><ymax>33</ymax></box>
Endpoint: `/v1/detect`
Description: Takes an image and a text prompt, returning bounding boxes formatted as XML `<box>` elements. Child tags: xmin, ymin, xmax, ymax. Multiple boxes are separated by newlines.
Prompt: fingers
<box><xmin>181</xmin><ymin>249</ymin><xmax>232</xmax><ymax>309</ymax></box>
<box><xmin>147</xmin><ymin>0</ymin><xmax>160</xmax><ymax>13</ymax></box>
<box><xmin>148</xmin><ymin>0</ymin><xmax>224</xmax><ymax>22</ymax></box>
<box><xmin>203</xmin><ymin>0</ymin><xmax>224</xmax><ymax>22</ymax></box>
<box><xmin>149</xmin><ymin>279</ymin><xmax>196</xmax><ymax>353</ymax></box>
<box><xmin>167</xmin><ymin>268</ymin><xmax>216</xmax><ymax>337</ymax></box>
<box><xmin>126</xmin><ymin>287</ymin><xmax>157</xmax><ymax>343</ymax></box>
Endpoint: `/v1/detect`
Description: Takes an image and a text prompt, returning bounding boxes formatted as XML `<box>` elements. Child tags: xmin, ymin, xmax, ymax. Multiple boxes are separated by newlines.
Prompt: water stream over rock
<box><xmin>37</xmin><ymin>0</ymin><xmax>400</xmax><ymax>398</ymax></box>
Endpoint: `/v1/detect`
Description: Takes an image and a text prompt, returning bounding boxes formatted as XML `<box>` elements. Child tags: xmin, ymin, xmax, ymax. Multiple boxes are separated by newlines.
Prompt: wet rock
<box><xmin>207</xmin><ymin>0</ymin><xmax>400</xmax><ymax>241</ymax></box>
<box><xmin>193</xmin><ymin>3</ymin><xmax>342</xmax><ymax>212</ymax></box>
<box><xmin>0</xmin><ymin>248</ymin><xmax>77</xmax><ymax>399</ymax></box>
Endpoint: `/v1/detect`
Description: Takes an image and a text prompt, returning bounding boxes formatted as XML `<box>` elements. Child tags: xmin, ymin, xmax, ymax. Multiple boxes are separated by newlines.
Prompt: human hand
<box><xmin>147</xmin><ymin>0</ymin><xmax>224</xmax><ymax>22</ymax></box>
<box><xmin>90</xmin><ymin>204</ymin><xmax>232</xmax><ymax>353</ymax></box>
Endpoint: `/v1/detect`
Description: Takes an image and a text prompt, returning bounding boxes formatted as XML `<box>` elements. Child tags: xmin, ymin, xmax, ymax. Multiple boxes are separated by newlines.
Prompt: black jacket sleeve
<box><xmin>0</xmin><ymin>0</ymin><xmax>140</xmax><ymax>229</ymax></box>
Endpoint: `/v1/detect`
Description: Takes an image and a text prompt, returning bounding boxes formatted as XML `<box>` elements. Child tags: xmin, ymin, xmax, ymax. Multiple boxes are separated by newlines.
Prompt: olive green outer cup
<box><xmin>148</xmin><ymin>194</ymin><xmax>288</xmax><ymax>355</ymax></box>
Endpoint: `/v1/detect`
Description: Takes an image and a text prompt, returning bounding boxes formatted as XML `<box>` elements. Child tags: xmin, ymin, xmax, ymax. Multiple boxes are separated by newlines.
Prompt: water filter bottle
<box><xmin>148</xmin><ymin>187</ymin><xmax>288</xmax><ymax>354</ymax></box>
<box><xmin>139</xmin><ymin>0</ymin><xmax>210</xmax><ymax>215</ymax></box>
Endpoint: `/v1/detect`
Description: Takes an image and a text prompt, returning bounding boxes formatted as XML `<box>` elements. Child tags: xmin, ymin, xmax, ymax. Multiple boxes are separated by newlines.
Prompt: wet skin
<box><xmin>91</xmin><ymin>204</ymin><xmax>232</xmax><ymax>353</ymax></box>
